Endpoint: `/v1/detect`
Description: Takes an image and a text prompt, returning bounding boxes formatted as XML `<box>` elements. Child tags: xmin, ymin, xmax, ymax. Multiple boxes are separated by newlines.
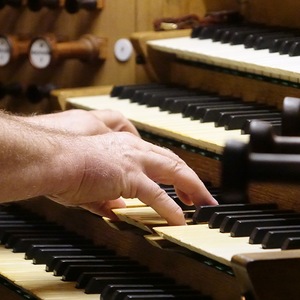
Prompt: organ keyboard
<box><xmin>0</xmin><ymin>202</ymin><xmax>213</xmax><ymax>300</ymax></box>
<box><xmin>66</xmin><ymin>85</ymin><xmax>251</xmax><ymax>154</ymax></box>
<box><xmin>6</xmin><ymin>4</ymin><xmax>300</xmax><ymax>299</ymax></box>
<box><xmin>147</xmin><ymin>24</ymin><xmax>300</xmax><ymax>83</ymax></box>
<box><xmin>59</xmin><ymin>82</ymin><xmax>300</xmax><ymax>300</ymax></box>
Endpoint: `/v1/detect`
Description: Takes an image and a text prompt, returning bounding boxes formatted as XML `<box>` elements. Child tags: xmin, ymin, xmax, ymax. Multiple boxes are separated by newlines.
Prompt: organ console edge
<box><xmin>231</xmin><ymin>250</ymin><xmax>300</xmax><ymax>300</ymax></box>
<box><xmin>130</xmin><ymin>29</ymin><xmax>191</xmax><ymax>83</ymax></box>
<box><xmin>50</xmin><ymin>85</ymin><xmax>113</xmax><ymax>110</ymax></box>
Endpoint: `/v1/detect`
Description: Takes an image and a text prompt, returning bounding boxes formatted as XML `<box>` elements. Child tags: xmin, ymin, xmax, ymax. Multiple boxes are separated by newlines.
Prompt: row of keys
<box><xmin>0</xmin><ymin>204</ymin><xmax>209</xmax><ymax>299</ymax></box>
<box><xmin>161</xmin><ymin>181</ymin><xmax>300</xmax><ymax>251</ymax></box>
<box><xmin>193</xmin><ymin>202</ymin><xmax>300</xmax><ymax>249</ymax></box>
<box><xmin>147</xmin><ymin>30</ymin><xmax>300</xmax><ymax>83</ymax></box>
<box><xmin>191</xmin><ymin>23</ymin><xmax>300</xmax><ymax>57</ymax></box>
<box><xmin>0</xmin><ymin>0</ymin><xmax>103</xmax><ymax>13</ymax></box>
<box><xmin>110</xmin><ymin>84</ymin><xmax>281</xmax><ymax>135</ymax></box>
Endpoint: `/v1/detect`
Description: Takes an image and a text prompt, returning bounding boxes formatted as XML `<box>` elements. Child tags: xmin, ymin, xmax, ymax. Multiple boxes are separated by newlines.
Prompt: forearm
<box><xmin>0</xmin><ymin>111</ymin><xmax>81</xmax><ymax>202</ymax></box>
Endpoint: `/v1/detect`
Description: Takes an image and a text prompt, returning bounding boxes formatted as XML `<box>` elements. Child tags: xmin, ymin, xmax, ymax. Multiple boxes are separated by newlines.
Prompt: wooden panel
<box><xmin>0</xmin><ymin>0</ymin><xmax>238</xmax><ymax>113</ymax></box>
<box><xmin>246</xmin><ymin>0</ymin><xmax>300</xmax><ymax>28</ymax></box>
<box><xmin>0</xmin><ymin>283</ymin><xmax>24</xmax><ymax>300</ymax></box>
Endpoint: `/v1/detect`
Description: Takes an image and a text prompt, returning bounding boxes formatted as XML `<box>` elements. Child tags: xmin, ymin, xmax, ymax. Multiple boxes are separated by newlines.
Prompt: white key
<box><xmin>148</xmin><ymin>36</ymin><xmax>300</xmax><ymax>82</ymax></box>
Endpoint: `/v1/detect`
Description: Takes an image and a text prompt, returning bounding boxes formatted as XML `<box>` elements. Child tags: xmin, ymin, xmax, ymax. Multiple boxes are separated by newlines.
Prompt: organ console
<box><xmin>3</xmin><ymin>1</ymin><xmax>300</xmax><ymax>300</ymax></box>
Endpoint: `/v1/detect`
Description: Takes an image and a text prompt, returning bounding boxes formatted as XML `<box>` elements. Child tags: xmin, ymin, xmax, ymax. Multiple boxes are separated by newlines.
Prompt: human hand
<box><xmin>24</xmin><ymin>109</ymin><xmax>140</xmax><ymax>137</ymax></box>
<box><xmin>48</xmin><ymin>132</ymin><xmax>217</xmax><ymax>225</ymax></box>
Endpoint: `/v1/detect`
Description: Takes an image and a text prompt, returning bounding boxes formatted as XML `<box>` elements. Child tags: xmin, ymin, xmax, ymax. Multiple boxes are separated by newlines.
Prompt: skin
<box><xmin>0</xmin><ymin>109</ymin><xmax>218</xmax><ymax>226</ymax></box>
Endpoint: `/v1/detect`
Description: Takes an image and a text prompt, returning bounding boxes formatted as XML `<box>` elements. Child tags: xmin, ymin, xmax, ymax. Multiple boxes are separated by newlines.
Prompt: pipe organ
<box><xmin>2</xmin><ymin>0</ymin><xmax>300</xmax><ymax>300</ymax></box>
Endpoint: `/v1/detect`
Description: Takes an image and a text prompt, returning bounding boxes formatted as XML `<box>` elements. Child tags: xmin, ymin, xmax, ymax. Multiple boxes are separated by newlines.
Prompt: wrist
<box><xmin>0</xmin><ymin>113</ymin><xmax>83</xmax><ymax>202</ymax></box>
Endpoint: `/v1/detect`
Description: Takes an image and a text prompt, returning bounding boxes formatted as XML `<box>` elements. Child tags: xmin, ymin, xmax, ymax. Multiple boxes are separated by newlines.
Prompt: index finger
<box><xmin>135</xmin><ymin>173</ymin><xmax>186</xmax><ymax>225</ymax></box>
<box><xmin>141</xmin><ymin>149</ymin><xmax>218</xmax><ymax>207</ymax></box>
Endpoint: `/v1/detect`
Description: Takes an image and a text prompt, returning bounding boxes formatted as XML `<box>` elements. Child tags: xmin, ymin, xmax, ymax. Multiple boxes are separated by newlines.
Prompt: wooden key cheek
<box><xmin>28</xmin><ymin>34</ymin><xmax>107</xmax><ymax>69</ymax></box>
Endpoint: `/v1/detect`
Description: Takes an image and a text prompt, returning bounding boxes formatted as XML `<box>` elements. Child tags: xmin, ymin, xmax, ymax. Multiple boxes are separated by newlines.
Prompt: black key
<box><xmin>112</xmin><ymin>289</ymin><xmax>204</xmax><ymax>300</ymax></box>
<box><xmin>231</xmin><ymin>217</ymin><xmax>300</xmax><ymax>237</ymax></box>
<box><xmin>270</xmin><ymin>36</ymin><xmax>300</xmax><ymax>53</ymax></box>
<box><xmin>289</xmin><ymin>41</ymin><xmax>300</xmax><ymax>56</ymax></box>
<box><xmin>215</xmin><ymin>109</ymin><xmax>273</xmax><ymax>127</ymax></box>
<box><xmin>123</xmin><ymin>295</ymin><xmax>206</xmax><ymax>300</ymax></box>
<box><xmin>0</xmin><ymin>214</ymin><xmax>40</xmax><ymax>221</ymax></box>
<box><xmin>212</xmin><ymin>26</ymin><xmax>232</xmax><ymax>42</ymax></box>
<box><xmin>0</xmin><ymin>220</ymin><xmax>48</xmax><ymax>225</ymax></box>
<box><xmin>101</xmin><ymin>284</ymin><xmax>182</xmax><ymax>300</ymax></box>
<box><xmin>5</xmin><ymin>232</ymin><xmax>79</xmax><ymax>249</ymax></box>
<box><xmin>110</xmin><ymin>84</ymin><xmax>162</xmax><ymax>99</ymax></box>
<box><xmin>254</xmin><ymin>32</ymin><xmax>294</xmax><ymax>50</ymax></box>
<box><xmin>26</xmin><ymin>244</ymin><xmax>97</xmax><ymax>260</ymax></box>
<box><xmin>244</xmin><ymin>30</ymin><xmax>280</xmax><ymax>48</ymax></box>
<box><xmin>132</xmin><ymin>88</ymin><xmax>171</xmax><ymax>104</ymax></box>
<box><xmin>54</xmin><ymin>258</ymin><xmax>137</xmax><ymax>276</ymax></box>
<box><xmin>201</xmin><ymin>104</ymin><xmax>268</xmax><ymax>123</ymax></box>
<box><xmin>0</xmin><ymin>227</ymin><xmax>64</xmax><ymax>244</ymax></box>
<box><xmin>77</xmin><ymin>271</ymin><xmax>161</xmax><ymax>289</ymax></box>
<box><xmin>209</xmin><ymin>209</ymin><xmax>281</xmax><ymax>229</ymax></box>
<box><xmin>146</xmin><ymin>90</ymin><xmax>196</xmax><ymax>107</ymax></box>
<box><xmin>230</xmin><ymin>28</ymin><xmax>270</xmax><ymax>45</ymax></box>
<box><xmin>191</xmin><ymin>25</ymin><xmax>205</xmax><ymax>38</ymax></box>
<box><xmin>249</xmin><ymin>225</ymin><xmax>300</xmax><ymax>244</ymax></box>
<box><xmin>182</xmin><ymin>97</ymin><xmax>227</xmax><ymax>117</ymax></box>
<box><xmin>85</xmin><ymin>276</ymin><xmax>175</xmax><ymax>294</ymax></box>
<box><xmin>47</xmin><ymin>255</ymin><xmax>122</xmax><ymax>272</ymax></box>
<box><xmin>218</xmin><ymin>26</ymin><xmax>249</xmax><ymax>44</ymax></box>
<box><xmin>262</xmin><ymin>230</ymin><xmax>300</xmax><ymax>249</ymax></box>
<box><xmin>220</xmin><ymin>211</ymin><xmax>297</xmax><ymax>233</ymax></box>
<box><xmin>63</xmin><ymin>264</ymin><xmax>149</xmax><ymax>282</ymax></box>
<box><xmin>0</xmin><ymin>224</ymin><xmax>63</xmax><ymax>241</ymax></box>
<box><xmin>281</xmin><ymin>237</ymin><xmax>300</xmax><ymax>250</ymax></box>
<box><xmin>32</xmin><ymin>247</ymin><xmax>113</xmax><ymax>264</ymax></box>
<box><xmin>191</xmin><ymin>102</ymin><xmax>244</xmax><ymax>121</ymax></box>
<box><xmin>279</xmin><ymin>37</ymin><xmax>300</xmax><ymax>54</ymax></box>
<box><xmin>225</xmin><ymin>112</ymin><xmax>282</xmax><ymax>130</ymax></box>
<box><xmin>192</xmin><ymin>203</ymin><xmax>277</xmax><ymax>223</ymax></box>
<box><xmin>198</xmin><ymin>24</ymin><xmax>225</xmax><ymax>39</ymax></box>
<box><xmin>160</xmin><ymin>95</ymin><xmax>214</xmax><ymax>113</ymax></box>
<box><xmin>12</xmin><ymin>237</ymin><xmax>90</xmax><ymax>253</ymax></box>
<box><xmin>212</xmin><ymin>25</ymin><xmax>241</xmax><ymax>42</ymax></box>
